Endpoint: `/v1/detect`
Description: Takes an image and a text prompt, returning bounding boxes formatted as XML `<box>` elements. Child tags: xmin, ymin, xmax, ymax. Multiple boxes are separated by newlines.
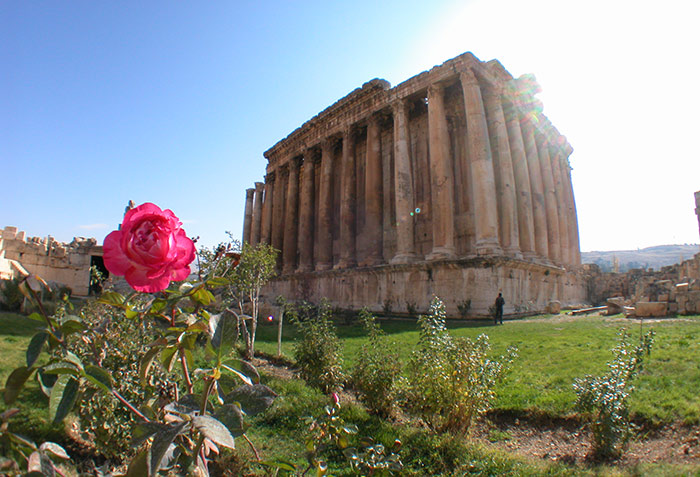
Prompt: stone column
<box><xmin>297</xmin><ymin>149</ymin><xmax>316</xmax><ymax>272</ymax></box>
<box><xmin>483</xmin><ymin>85</ymin><xmax>520</xmax><ymax>257</ymax></box>
<box><xmin>282</xmin><ymin>158</ymin><xmax>300</xmax><ymax>274</ymax></box>
<box><xmin>242</xmin><ymin>188</ymin><xmax>254</xmax><ymax>244</ymax></box>
<box><xmin>363</xmin><ymin>114</ymin><xmax>383</xmax><ymax>266</ymax></box>
<box><xmin>536</xmin><ymin>134</ymin><xmax>561</xmax><ymax>263</ymax></box>
<box><xmin>503</xmin><ymin>97</ymin><xmax>535</xmax><ymax>257</ymax></box>
<box><xmin>390</xmin><ymin>98</ymin><xmax>417</xmax><ymax>263</ymax></box>
<box><xmin>562</xmin><ymin>146</ymin><xmax>581</xmax><ymax>265</ymax></box>
<box><xmin>336</xmin><ymin>127</ymin><xmax>357</xmax><ymax>269</ymax></box>
<box><xmin>250</xmin><ymin>182</ymin><xmax>264</xmax><ymax>245</ymax></box>
<box><xmin>426</xmin><ymin>83</ymin><xmax>456</xmax><ymax>259</ymax></box>
<box><xmin>316</xmin><ymin>139</ymin><xmax>334</xmax><ymax>270</ymax></box>
<box><xmin>550</xmin><ymin>145</ymin><xmax>571</xmax><ymax>266</ymax></box>
<box><xmin>695</xmin><ymin>191</ymin><xmax>700</xmax><ymax>240</ymax></box>
<box><xmin>260</xmin><ymin>174</ymin><xmax>274</xmax><ymax>245</ymax></box>
<box><xmin>521</xmin><ymin>118</ymin><xmax>548</xmax><ymax>259</ymax></box>
<box><xmin>460</xmin><ymin>69</ymin><xmax>501</xmax><ymax>255</ymax></box>
<box><xmin>271</xmin><ymin>165</ymin><xmax>287</xmax><ymax>263</ymax></box>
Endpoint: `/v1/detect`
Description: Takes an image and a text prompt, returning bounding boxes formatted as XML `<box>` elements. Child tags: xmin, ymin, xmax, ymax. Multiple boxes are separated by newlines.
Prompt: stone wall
<box><xmin>243</xmin><ymin>51</ymin><xmax>585</xmax><ymax>316</ymax></box>
<box><xmin>0</xmin><ymin>226</ymin><xmax>103</xmax><ymax>296</ymax></box>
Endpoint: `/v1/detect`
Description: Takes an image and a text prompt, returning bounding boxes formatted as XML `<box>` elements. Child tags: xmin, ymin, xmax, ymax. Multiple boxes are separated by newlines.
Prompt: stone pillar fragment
<box><xmin>390</xmin><ymin>99</ymin><xmax>417</xmax><ymax>263</ymax></box>
<box><xmin>426</xmin><ymin>83</ymin><xmax>456</xmax><ymax>259</ymax></box>
<box><xmin>363</xmin><ymin>115</ymin><xmax>383</xmax><ymax>265</ymax></box>
<box><xmin>250</xmin><ymin>182</ymin><xmax>264</xmax><ymax>245</ymax></box>
<box><xmin>483</xmin><ymin>86</ymin><xmax>520</xmax><ymax>257</ymax></box>
<box><xmin>521</xmin><ymin>118</ymin><xmax>548</xmax><ymax>259</ymax></box>
<box><xmin>282</xmin><ymin>158</ymin><xmax>300</xmax><ymax>274</ymax></box>
<box><xmin>503</xmin><ymin>98</ymin><xmax>535</xmax><ymax>257</ymax></box>
<box><xmin>536</xmin><ymin>135</ymin><xmax>561</xmax><ymax>263</ymax></box>
<box><xmin>260</xmin><ymin>174</ymin><xmax>274</xmax><ymax>245</ymax></box>
<box><xmin>242</xmin><ymin>188</ymin><xmax>254</xmax><ymax>244</ymax></box>
<box><xmin>316</xmin><ymin>139</ymin><xmax>334</xmax><ymax>270</ymax></box>
<box><xmin>460</xmin><ymin>69</ymin><xmax>501</xmax><ymax>255</ymax></box>
<box><xmin>297</xmin><ymin>150</ymin><xmax>316</xmax><ymax>272</ymax></box>
<box><xmin>336</xmin><ymin>128</ymin><xmax>357</xmax><ymax>269</ymax></box>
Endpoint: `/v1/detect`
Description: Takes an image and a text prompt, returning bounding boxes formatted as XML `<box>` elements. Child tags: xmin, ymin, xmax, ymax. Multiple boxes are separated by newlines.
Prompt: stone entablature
<box><xmin>0</xmin><ymin>226</ymin><xmax>103</xmax><ymax>296</ymax></box>
<box><xmin>242</xmin><ymin>51</ymin><xmax>585</xmax><ymax>315</ymax></box>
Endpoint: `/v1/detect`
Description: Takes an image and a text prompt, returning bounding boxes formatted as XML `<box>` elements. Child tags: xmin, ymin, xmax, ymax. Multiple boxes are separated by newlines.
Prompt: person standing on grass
<box><xmin>494</xmin><ymin>292</ymin><xmax>505</xmax><ymax>325</ymax></box>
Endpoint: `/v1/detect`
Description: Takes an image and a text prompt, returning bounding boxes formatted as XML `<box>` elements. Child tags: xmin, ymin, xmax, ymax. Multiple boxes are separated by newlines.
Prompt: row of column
<box><xmin>242</xmin><ymin>66</ymin><xmax>581</xmax><ymax>273</ymax></box>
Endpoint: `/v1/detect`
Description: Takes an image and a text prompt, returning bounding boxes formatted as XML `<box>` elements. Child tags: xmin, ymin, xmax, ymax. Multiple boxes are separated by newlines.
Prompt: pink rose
<box><xmin>103</xmin><ymin>203</ymin><xmax>195</xmax><ymax>293</ymax></box>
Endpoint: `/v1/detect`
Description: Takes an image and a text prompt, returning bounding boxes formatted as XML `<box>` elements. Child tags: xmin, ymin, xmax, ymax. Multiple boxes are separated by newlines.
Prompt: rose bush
<box><xmin>103</xmin><ymin>202</ymin><xmax>196</xmax><ymax>292</ymax></box>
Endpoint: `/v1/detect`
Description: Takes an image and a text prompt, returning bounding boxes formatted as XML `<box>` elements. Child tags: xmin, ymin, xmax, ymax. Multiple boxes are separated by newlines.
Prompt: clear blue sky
<box><xmin>3</xmin><ymin>0</ymin><xmax>699</xmax><ymax>252</ymax></box>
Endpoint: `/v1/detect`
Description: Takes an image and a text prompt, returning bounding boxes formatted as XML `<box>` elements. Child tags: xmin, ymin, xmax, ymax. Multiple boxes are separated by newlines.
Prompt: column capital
<box><xmin>427</xmin><ymin>82</ymin><xmax>445</xmax><ymax>96</ymax></box>
<box><xmin>245</xmin><ymin>187</ymin><xmax>255</xmax><ymax>198</ymax></box>
<box><xmin>459</xmin><ymin>68</ymin><xmax>479</xmax><ymax>86</ymax></box>
<box><xmin>254</xmin><ymin>181</ymin><xmax>264</xmax><ymax>191</ymax></box>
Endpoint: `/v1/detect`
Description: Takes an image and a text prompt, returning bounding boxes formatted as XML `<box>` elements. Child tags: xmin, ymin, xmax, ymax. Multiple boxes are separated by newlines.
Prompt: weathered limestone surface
<box><xmin>0</xmin><ymin>226</ymin><xmax>102</xmax><ymax>296</ymax></box>
<box><xmin>241</xmin><ymin>52</ymin><xmax>584</xmax><ymax>316</ymax></box>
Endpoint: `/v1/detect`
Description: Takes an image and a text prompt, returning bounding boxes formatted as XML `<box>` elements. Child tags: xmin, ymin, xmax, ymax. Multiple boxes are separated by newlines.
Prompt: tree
<box><xmin>230</xmin><ymin>242</ymin><xmax>277</xmax><ymax>359</ymax></box>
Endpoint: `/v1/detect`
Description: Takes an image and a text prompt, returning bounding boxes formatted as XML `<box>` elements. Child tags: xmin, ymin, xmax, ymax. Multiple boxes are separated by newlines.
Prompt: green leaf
<box><xmin>39</xmin><ymin>442</ymin><xmax>69</xmax><ymax>460</ymax></box>
<box><xmin>160</xmin><ymin>347</ymin><xmax>178</xmax><ymax>372</ymax></box>
<box><xmin>206</xmin><ymin>277</ymin><xmax>229</xmax><ymax>287</ymax></box>
<box><xmin>28</xmin><ymin>451</ymin><xmax>55</xmax><ymax>477</ymax></box>
<box><xmin>131</xmin><ymin>422</ymin><xmax>168</xmax><ymax>448</ymax></box>
<box><xmin>149</xmin><ymin>422</ymin><xmax>187</xmax><ymax>476</ymax></box>
<box><xmin>63</xmin><ymin>351</ymin><xmax>83</xmax><ymax>371</ymax></box>
<box><xmin>222</xmin><ymin>358</ymin><xmax>260</xmax><ymax>384</ymax></box>
<box><xmin>37</xmin><ymin>369</ymin><xmax>58</xmax><ymax>397</ymax></box>
<box><xmin>224</xmin><ymin>384</ymin><xmax>277</xmax><ymax>416</ymax></box>
<box><xmin>59</xmin><ymin>316</ymin><xmax>86</xmax><ymax>335</ymax></box>
<box><xmin>42</xmin><ymin>361</ymin><xmax>81</xmax><ymax>377</ymax></box>
<box><xmin>139</xmin><ymin>346</ymin><xmax>161</xmax><ymax>386</ymax></box>
<box><xmin>84</xmin><ymin>365</ymin><xmax>113</xmax><ymax>392</ymax></box>
<box><xmin>27</xmin><ymin>312</ymin><xmax>45</xmax><ymax>323</ymax></box>
<box><xmin>49</xmin><ymin>375</ymin><xmax>79</xmax><ymax>424</ymax></box>
<box><xmin>26</xmin><ymin>332</ymin><xmax>48</xmax><ymax>367</ymax></box>
<box><xmin>186</xmin><ymin>321</ymin><xmax>209</xmax><ymax>333</ymax></box>
<box><xmin>125</xmin><ymin>307</ymin><xmax>139</xmax><ymax>319</ymax></box>
<box><xmin>192</xmin><ymin>415</ymin><xmax>235</xmax><ymax>449</ymax></box>
<box><xmin>163</xmin><ymin>394</ymin><xmax>200</xmax><ymax>416</ymax></box>
<box><xmin>259</xmin><ymin>460</ymin><xmax>298</xmax><ymax>472</ymax></box>
<box><xmin>192</xmin><ymin>287</ymin><xmax>215</xmax><ymax>306</ymax></box>
<box><xmin>209</xmin><ymin>313</ymin><xmax>238</xmax><ymax>355</ymax></box>
<box><xmin>97</xmin><ymin>291</ymin><xmax>125</xmax><ymax>306</ymax></box>
<box><xmin>125</xmin><ymin>449</ymin><xmax>148</xmax><ymax>477</ymax></box>
<box><xmin>149</xmin><ymin>299</ymin><xmax>168</xmax><ymax>314</ymax></box>
<box><xmin>4</xmin><ymin>366</ymin><xmax>34</xmax><ymax>404</ymax></box>
<box><xmin>213</xmin><ymin>403</ymin><xmax>247</xmax><ymax>437</ymax></box>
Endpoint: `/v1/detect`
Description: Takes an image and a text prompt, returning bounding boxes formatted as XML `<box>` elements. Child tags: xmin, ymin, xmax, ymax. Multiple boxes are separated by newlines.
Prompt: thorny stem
<box><xmin>180</xmin><ymin>350</ymin><xmax>194</xmax><ymax>394</ymax></box>
<box><xmin>243</xmin><ymin>434</ymin><xmax>261</xmax><ymax>461</ymax></box>
<box><xmin>112</xmin><ymin>390</ymin><xmax>150</xmax><ymax>422</ymax></box>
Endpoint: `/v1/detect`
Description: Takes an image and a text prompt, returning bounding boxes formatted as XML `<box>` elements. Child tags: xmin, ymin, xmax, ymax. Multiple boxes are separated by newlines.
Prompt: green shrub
<box><xmin>399</xmin><ymin>296</ymin><xmax>517</xmax><ymax>434</ymax></box>
<box><xmin>0</xmin><ymin>278</ymin><xmax>23</xmax><ymax>311</ymax></box>
<box><xmin>573</xmin><ymin>328</ymin><xmax>655</xmax><ymax>458</ymax></box>
<box><xmin>65</xmin><ymin>299</ymin><xmax>175</xmax><ymax>460</ymax></box>
<box><xmin>352</xmin><ymin>309</ymin><xmax>401</xmax><ymax>417</ymax></box>
<box><xmin>293</xmin><ymin>299</ymin><xmax>345</xmax><ymax>393</ymax></box>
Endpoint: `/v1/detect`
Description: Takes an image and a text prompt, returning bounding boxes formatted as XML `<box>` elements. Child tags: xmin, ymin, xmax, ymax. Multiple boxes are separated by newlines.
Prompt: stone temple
<box><xmin>242</xmin><ymin>51</ymin><xmax>586</xmax><ymax>317</ymax></box>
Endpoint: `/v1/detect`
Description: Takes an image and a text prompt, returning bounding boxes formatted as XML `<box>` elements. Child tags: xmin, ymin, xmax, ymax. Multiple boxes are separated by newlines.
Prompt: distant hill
<box><xmin>582</xmin><ymin>244</ymin><xmax>700</xmax><ymax>272</ymax></box>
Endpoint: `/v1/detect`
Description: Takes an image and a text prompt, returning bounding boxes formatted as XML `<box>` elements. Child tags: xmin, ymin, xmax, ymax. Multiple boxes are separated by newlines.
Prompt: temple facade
<box><xmin>242</xmin><ymin>52</ymin><xmax>586</xmax><ymax>316</ymax></box>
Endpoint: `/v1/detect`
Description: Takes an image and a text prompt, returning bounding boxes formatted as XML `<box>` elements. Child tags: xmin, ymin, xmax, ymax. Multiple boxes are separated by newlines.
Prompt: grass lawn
<box><xmin>254</xmin><ymin>312</ymin><xmax>700</xmax><ymax>424</ymax></box>
<box><xmin>2</xmin><ymin>308</ymin><xmax>700</xmax><ymax>475</ymax></box>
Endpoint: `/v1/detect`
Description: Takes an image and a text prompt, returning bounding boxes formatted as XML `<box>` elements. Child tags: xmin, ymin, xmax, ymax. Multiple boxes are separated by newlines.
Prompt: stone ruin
<box><xmin>0</xmin><ymin>226</ymin><xmax>104</xmax><ymax>297</ymax></box>
<box><xmin>582</xmin><ymin>190</ymin><xmax>700</xmax><ymax>317</ymax></box>
<box><xmin>241</xmin><ymin>51</ymin><xmax>586</xmax><ymax>317</ymax></box>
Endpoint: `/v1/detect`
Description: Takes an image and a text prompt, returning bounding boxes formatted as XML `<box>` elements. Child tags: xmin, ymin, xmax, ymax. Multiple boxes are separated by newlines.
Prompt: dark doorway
<box><xmin>89</xmin><ymin>255</ymin><xmax>109</xmax><ymax>295</ymax></box>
